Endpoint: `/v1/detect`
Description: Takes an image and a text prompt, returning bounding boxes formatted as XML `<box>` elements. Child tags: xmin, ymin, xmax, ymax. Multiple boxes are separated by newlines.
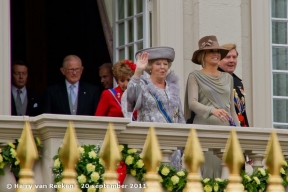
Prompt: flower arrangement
<box><xmin>120</xmin><ymin>144</ymin><xmax>188</xmax><ymax>191</ymax></box>
<box><xmin>201</xmin><ymin>161</ymin><xmax>288</xmax><ymax>192</ymax></box>
<box><xmin>0</xmin><ymin>137</ymin><xmax>42</xmax><ymax>179</ymax></box>
<box><xmin>52</xmin><ymin>143</ymin><xmax>105</xmax><ymax>192</ymax></box>
<box><xmin>201</xmin><ymin>178</ymin><xmax>228</xmax><ymax>192</ymax></box>
<box><xmin>53</xmin><ymin>143</ymin><xmax>288</xmax><ymax>192</ymax></box>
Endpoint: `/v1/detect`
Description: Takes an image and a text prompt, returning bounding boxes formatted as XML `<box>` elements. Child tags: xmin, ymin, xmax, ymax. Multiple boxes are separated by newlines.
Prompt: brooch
<box><xmin>173</xmin><ymin>110</ymin><xmax>178</xmax><ymax>118</ymax></box>
<box><xmin>238</xmin><ymin>86</ymin><xmax>246</xmax><ymax>95</ymax></box>
<box><xmin>117</xmin><ymin>93</ymin><xmax>120</xmax><ymax>98</ymax></box>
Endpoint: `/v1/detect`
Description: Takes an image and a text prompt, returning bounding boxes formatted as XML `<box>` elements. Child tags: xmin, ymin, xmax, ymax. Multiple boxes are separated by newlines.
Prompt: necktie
<box><xmin>69</xmin><ymin>84</ymin><xmax>76</xmax><ymax>105</ymax></box>
<box><xmin>16</xmin><ymin>89</ymin><xmax>22</xmax><ymax>106</ymax></box>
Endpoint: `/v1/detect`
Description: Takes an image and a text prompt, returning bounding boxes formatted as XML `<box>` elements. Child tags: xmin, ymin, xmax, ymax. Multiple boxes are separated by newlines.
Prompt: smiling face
<box><xmin>204</xmin><ymin>49</ymin><xmax>221</xmax><ymax>65</ymax></box>
<box><xmin>150</xmin><ymin>59</ymin><xmax>169</xmax><ymax>79</ymax></box>
<box><xmin>219</xmin><ymin>49</ymin><xmax>238</xmax><ymax>74</ymax></box>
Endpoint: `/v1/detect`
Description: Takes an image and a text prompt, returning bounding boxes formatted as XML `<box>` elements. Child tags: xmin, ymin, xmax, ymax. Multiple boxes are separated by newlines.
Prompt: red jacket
<box><xmin>95</xmin><ymin>86</ymin><xmax>124</xmax><ymax>117</ymax></box>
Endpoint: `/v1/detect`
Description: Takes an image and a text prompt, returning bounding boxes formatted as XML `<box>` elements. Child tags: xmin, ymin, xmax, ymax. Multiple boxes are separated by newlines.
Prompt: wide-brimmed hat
<box><xmin>135</xmin><ymin>46</ymin><xmax>175</xmax><ymax>62</ymax></box>
<box><xmin>191</xmin><ymin>35</ymin><xmax>229</xmax><ymax>64</ymax></box>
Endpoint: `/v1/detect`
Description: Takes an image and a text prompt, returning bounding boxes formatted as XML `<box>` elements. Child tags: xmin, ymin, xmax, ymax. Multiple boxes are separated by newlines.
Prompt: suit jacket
<box><xmin>44</xmin><ymin>81</ymin><xmax>100</xmax><ymax>116</ymax></box>
<box><xmin>218</xmin><ymin>67</ymin><xmax>249</xmax><ymax>127</ymax></box>
<box><xmin>11</xmin><ymin>88</ymin><xmax>42</xmax><ymax>116</ymax></box>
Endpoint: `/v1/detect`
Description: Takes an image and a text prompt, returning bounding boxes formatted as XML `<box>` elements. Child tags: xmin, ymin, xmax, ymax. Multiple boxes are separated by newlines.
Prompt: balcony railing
<box><xmin>0</xmin><ymin>114</ymin><xmax>287</xmax><ymax>192</ymax></box>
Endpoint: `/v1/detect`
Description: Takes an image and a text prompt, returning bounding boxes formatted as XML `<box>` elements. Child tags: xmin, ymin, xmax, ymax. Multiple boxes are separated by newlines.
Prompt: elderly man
<box><xmin>99</xmin><ymin>63</ymin><xmax>113</xmax><ymax>89</ymax></box>
<box><xmin>44</xmin><ymin>55</ymin><xmax>100</xmax><ymax>115</ymax></box>
<box><xmin>11</xmin><ymin>60</ymin><xmax>41</xmax><ymax>116</ymax></box>
<box><xmin>219</xmin><ymin>44</ymin><xmax>249</xmax><ymax>127</ymax></box>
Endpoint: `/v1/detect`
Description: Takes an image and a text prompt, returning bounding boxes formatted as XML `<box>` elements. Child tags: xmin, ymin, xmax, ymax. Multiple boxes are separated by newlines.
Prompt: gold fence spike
<box><xmin>265</xmin><ymin>130</ymin><xmax>285</xmax><ymax>192</ymax></box>
<box><xmin>142</xmin><ymin>126</ymin><xmax>162</xmax><ymax>192</ymax></box>
<box><xmin>58</xmin><ymin>121</ymin><xmax>80</xmax><ymax>192</ymax></box>
<box><xmin>100</xmin><ymin>123</ymin><xmax>122</xmax><ymax>192</ymax></box>
<box><xmin>183</xmin><ymin>129</ymin><xmax>204</xmax><ymax>192</ymax></box>
<box><xmin>15</xmin><ymin>121</ymin><xmax>38</xmax><ymax>192</ymax></box>
<box><xmin>223</xmin><ymin>129</ymin><xmax>244</xmax><ymax>192</ymax></box>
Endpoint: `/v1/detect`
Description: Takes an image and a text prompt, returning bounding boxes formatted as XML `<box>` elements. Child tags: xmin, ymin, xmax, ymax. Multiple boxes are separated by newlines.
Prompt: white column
<box><xmin>0</xmin><ymin>0</ymin><xmax>11</xmax><ymax>115</ymax></box>
<box><xmin>251</xmin><ymin>0</ymin><xmax>272</xmax><ymax>127</ymax></box>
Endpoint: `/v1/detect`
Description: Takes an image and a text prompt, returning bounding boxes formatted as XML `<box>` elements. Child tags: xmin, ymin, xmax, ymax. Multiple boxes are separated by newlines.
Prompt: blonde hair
<box><xmin>197</xmin><ymin>51</ymin><xmax>206</xmax><ymax>68</ymax></box>
<box><xmin>221</xmin><ymin>44</ymin><xmax>238</xmax><ymax>56</ymax></box>
<box><xmin>112</xmin><ymin>60</ymin><xmax>134</xmax><ymax>81</ymax></box>
<box><xmin>146</xmin><ymin>59</ymin><xmax>172</xmax><ymax>75</ymax></box>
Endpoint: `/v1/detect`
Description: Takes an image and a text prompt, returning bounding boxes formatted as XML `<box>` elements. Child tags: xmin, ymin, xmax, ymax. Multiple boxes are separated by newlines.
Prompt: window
<box><xmin>271</xmin><ymin>0</ymin><xmax>288</xmax><ymax>128</ymax></box>
<box><xmin>113</xmin><ymin>0</ymin><xmax>150</xmax><ymax>63</ymax></box>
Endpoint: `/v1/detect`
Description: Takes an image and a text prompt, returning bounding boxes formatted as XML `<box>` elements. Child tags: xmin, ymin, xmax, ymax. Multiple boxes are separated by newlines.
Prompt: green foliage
<box><xmin>0</xmin><ymin>137</ymin><xmax>42</xmax><ymax>180</ymax></box>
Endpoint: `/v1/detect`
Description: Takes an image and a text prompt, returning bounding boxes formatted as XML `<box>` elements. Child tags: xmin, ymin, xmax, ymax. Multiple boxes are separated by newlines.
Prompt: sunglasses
<box><xmin>206</xmin><ymin>49</ymin><xmax>220</xmax><ymax>53</ymax></box>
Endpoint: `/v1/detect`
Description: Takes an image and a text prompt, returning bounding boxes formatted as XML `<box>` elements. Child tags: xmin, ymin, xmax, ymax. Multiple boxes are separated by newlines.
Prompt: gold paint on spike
<box><xmin>265</xmin><ymin>130</ymin><xmax>285</xmax><ymax>192</ymax></box>
<box><xmin>183</xmin><ymin>129</ymin><xmax>204</xmax><ymax>192</ymax></box>
<box><xmin>58</xmin><ymin>121</ymin><xmax>80</xmax><ymax>192</ymax></box>
<box><xmin>142</xmin><ymin>126</ymin><xmax>162</xmax><ymax>192</ymax></box>
<box><xmin>100</xmin><ymin>123</ymin><xmax>122</xmax><ymax>192</ymax></box>
<box><xmin>223</xmin><ymin>129</ymin><xmax>245</xmax><ymax>192</ymax></box>
<box><xmin>15</xmin><ymin>121</ymin><xmax>38</xmax><ymax>192</ymax></box>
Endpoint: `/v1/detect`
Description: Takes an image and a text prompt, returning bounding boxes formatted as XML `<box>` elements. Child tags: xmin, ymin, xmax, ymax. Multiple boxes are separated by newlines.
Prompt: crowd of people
<box><xmin>11</xmin><ymin>35</ymin><xmax>249</xmax><ymax>178</ymax></box>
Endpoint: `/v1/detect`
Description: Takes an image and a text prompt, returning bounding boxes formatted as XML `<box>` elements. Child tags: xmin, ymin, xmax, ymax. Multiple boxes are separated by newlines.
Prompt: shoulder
<box><xmin>232</xmin><ymin>73</ymin><xmax>243</xmax><ymax>83</ymax></box>
<box><xmin>80</xmin><ymin>81</ymin><xmax>100</xmax><ymax>91</ymax></box>
<box><xmin>221</xmin><ymin>72</ymin><xmax>233</xmax><ymax>79</ymax></box>
<box><xmin>46</xmin><ymin>81</ymin><xmax>65</xmax><ymax>92</ymax></box>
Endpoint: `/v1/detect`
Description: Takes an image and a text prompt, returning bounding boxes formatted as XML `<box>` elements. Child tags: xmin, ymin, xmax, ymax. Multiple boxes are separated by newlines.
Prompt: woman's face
<box><xmin>204</xmin><ymin>49</ymin><xmax>221</xmax><ymax>65</ymax></box>
<box><xmin>117</xmin><ymin>76</ymin><xmax>131</xmax><ymax>91</ymax></box>
<box><xmin>151</xmin><ymin>59</ymin><xmax>169</xmax><ymax>78</ymax></box>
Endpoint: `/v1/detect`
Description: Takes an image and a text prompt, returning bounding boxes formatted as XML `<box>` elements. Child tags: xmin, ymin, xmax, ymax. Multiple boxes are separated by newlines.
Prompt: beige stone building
<box><xmin>0</xmin><ymin>0</ymin><xmax>286</xmax><ymax>129</ymax></box>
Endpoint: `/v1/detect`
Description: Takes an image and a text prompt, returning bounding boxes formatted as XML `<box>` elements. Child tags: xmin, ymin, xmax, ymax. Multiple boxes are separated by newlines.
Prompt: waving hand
<box><xmin>134</xmin><ymin>52</ymin><xmax>149</xmax><ymax>77</ymax></box>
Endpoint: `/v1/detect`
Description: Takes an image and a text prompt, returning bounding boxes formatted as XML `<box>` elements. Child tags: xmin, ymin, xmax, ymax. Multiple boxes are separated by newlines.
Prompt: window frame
<box><xmin>113</xmin><ymin>0</ymin><xmax>150</xmax><ymax>64</ymax></box>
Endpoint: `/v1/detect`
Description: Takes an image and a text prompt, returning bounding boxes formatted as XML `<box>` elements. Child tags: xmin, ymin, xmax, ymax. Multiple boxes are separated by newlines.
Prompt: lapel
<box><xmin>26</xmin><ymin>89</ymin><xmax>32</xmax><ymax>115</ymax></box>
<box><xmin>11</xmin><ymin>91</ymin><xmax>17</xmax><ymax>115</ymax></box>
<box><xmin>77</xmin><ymin>81</ymin><xmax>86</xmax><ymax>114</ymax></box>
<box><xmin>58</xmin><ymin>81</ymin><xmax>71</xmax><ymax>114</ymax></box>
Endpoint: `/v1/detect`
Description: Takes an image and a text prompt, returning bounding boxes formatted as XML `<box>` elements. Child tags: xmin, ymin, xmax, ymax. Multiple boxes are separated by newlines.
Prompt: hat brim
<box><xmin>135</xmin><ymin>46</ymin><xmax>175</xmax><ymax>62</ymax></box>
<box><xmin>191</xmin><ymin>47</ymin><xmax>229</xmax><ymax>65</ymax></box>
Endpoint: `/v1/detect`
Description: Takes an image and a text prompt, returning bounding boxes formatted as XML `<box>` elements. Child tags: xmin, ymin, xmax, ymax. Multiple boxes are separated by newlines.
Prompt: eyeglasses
<box><xmin>206</xmin><ymin>49</ymin><xmax>220</xmax><ymax>53</ymax></box>
<box><xmin>64</xmin><ymin>68</ymin><xmax>82</xmax><ymax>73</ymax></box>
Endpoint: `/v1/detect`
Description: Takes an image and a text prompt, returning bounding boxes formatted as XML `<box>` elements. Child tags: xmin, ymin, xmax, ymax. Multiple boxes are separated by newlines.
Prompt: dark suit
<box><xmin>11</xmin><ymin>88</ymin><xmax>42</xmax><ymax>116</ymax></box>
<box><xmin>44</xmin><ymin>81</ymin><xmax>100</xmax><ymax>115</ymax></box>
<box><xmin>218</xmin><ymin>67</ymin><xmax>249</xmax><ymax>127</ymax></box>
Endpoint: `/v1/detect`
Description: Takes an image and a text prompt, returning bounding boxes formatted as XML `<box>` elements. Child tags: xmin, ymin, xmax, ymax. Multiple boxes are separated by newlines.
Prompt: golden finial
<box><xmin>100</xmin><ymin>123</ymin><xmax>122</xmax><ymax>192</ymax></box>
<box><xmin>58</xmin><ymin>121</ymin><xmax>80</xmax><ymax>192</ymax></box>
<box><xmin>142</xmin><ymin>126</ymin><xmax>162</xmax><ymax>192</ymax></box>
<box><xmin>223</xmin><ymin>129</ymin><xmax>244</xmax><ymax>192</ymax></box>
<box><xmin>265</xmin><ymin>130</ymin><xmax>285</xmax><ymax>192</ymax></box>
<box><xmin>183</xmin><ymin>129</ymin><xmax>204</xmax><ymax>192</ymax></box>
<box><xmin>15</xmin><ymin>121</ymin><xmax>38</xmax><ymax>192</ymax></box>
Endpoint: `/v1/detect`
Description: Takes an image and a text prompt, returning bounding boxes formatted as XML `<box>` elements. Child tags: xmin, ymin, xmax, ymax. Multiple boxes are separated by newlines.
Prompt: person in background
<box><xmin>99</xmin><ymin>63</ymin><xmax>113</xmax><ymax>90</ymax></box>
<box><xmin>44</xmin><ymin>55</ymin><xmax>100</xmax><ymax>115</ymax></box>
<box><xmin>11</xmin><ymin>60</ymin><xmax>41</xmax><ymax>116</ymax></box>
<box><xmin>219</xmin><ymin>43</ymin><xmax>249</xmax><ymax>127</ymax></box>
<box><xmin>95</xmin><ymin>60</ymin><xmax>136</xmax><ymax>118</ymax></box>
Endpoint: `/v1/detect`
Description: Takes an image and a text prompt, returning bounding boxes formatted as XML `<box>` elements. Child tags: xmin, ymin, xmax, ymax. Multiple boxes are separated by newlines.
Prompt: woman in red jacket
<box><xmin>95</xmin><ymin>60</ymin><xmax>136</xmax><ymax>117</ymax></box>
